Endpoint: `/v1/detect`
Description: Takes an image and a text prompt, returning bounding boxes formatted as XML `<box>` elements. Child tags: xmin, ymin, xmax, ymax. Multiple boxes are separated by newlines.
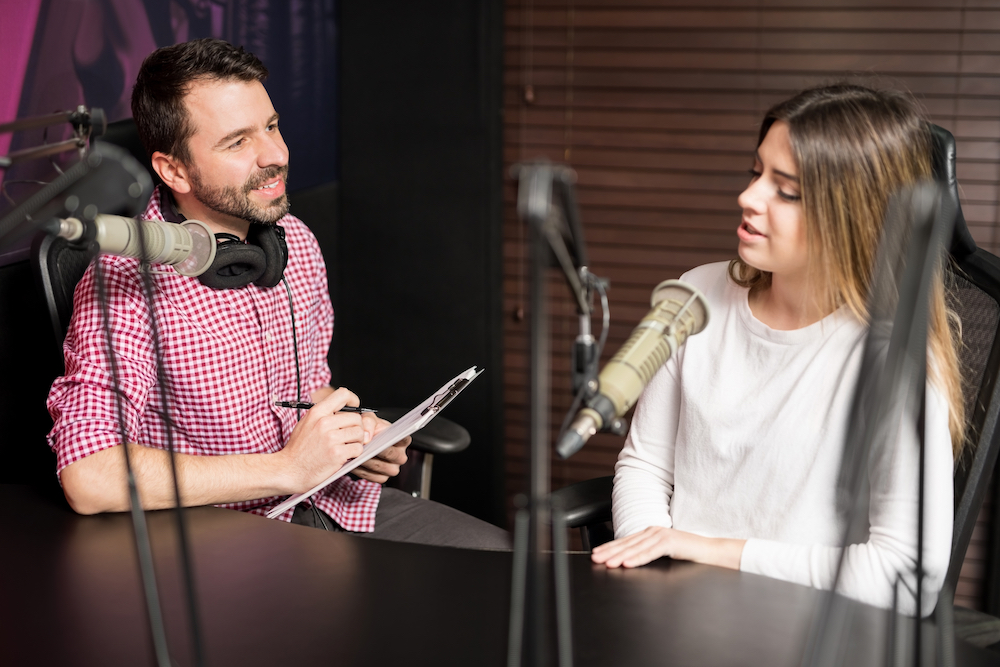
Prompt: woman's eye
<box><xmin>778</xmin><ymin>190</ymin><xmax>801</xmax><ymax>203</ymax></box>
<box><xmin>748</xmin><ymin>168</ymin><xmax>761</xmax><ymax>180</ymax></box>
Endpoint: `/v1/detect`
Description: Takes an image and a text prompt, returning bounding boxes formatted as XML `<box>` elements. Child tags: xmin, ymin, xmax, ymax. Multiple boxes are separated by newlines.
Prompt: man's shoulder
<box><xmin>277</xmin><ymin>214</ymin><xmax>321</xmax><ymax>251</ymax></box>
<box><xmin>278</xmin><ymin>213</ymin><xmax>311</xmax><ymax>235</ymax></box>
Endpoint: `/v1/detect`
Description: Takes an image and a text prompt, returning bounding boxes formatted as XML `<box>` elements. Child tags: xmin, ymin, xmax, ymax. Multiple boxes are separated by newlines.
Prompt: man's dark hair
<box><xmin>131</xmin><ymin>38</ymin><xmax>268</xmax><ymax>164</ymax></box>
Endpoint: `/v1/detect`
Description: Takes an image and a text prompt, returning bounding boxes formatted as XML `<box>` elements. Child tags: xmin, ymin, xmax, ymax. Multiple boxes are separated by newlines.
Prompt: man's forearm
<box><xmin>60</xmin><ymin>443</ymin><xmax>292</xmax><ymax>514</ymax></box>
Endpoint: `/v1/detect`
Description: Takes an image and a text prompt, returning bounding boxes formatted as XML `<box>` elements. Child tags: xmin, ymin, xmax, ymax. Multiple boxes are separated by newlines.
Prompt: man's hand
<box><xmin>59</xmin><ymin>386</ymin><xmax>383</xmax><ymax>514</ymax></box>
<box><xmin>590</xmin><ymin>526</ymin><xmax>745</xmax><ymax>570</ymax></box>
<box><xmin>276</xmin><ymin>387</ymin><xmax>369</xmax><ymax>492</ymax></box>
<box><xmin>352</xmin><ymin>416</ymin><xmax>411</xmax><ymax>484</ymax></box>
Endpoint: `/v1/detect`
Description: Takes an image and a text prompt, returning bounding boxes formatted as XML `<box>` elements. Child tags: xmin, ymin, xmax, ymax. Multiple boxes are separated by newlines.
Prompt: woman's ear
<box><xmin>151</xmin><ymin>151</ymin><xmax>192</xmax><ymax>194</ymax></box>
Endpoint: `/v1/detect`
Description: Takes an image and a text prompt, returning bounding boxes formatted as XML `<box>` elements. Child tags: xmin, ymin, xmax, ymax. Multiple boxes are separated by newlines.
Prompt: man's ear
<box><xmin>151</xmin><ymin>151</ymin><xmax>192</xmax><ymax>194</ymax></box>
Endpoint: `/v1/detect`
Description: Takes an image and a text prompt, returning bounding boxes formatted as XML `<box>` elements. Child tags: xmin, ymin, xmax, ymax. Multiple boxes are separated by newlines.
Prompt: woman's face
<box><xmin>736</xmin><ymin>120</ymin><xmax>809</xmax><ymax>281</ymax></box>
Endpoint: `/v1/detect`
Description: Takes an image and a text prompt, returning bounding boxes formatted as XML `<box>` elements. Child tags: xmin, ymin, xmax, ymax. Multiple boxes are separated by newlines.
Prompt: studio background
<box><xmin>2</xmin><ymin>0</ymin><xmax>1000</xmax><ymax>615</ymax></box>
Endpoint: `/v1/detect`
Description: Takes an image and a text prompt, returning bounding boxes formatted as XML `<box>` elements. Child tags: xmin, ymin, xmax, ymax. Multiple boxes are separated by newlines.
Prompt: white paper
<box><xmin>267</xmin><ymin>366</ymin><xmax>482</xmax><ymax>519</ymax></box>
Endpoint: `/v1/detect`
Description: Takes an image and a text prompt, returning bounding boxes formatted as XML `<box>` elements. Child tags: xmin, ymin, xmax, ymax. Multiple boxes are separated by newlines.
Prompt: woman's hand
<box><xmin>591</xmin><ymin>526</ymin><xmax>746</xmax><ymax>570</ymax></box>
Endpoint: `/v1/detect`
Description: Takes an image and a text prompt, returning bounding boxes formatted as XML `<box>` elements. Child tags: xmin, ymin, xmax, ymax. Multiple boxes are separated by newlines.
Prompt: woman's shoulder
<box><xmin>678</xmin><ymin>261</ymin><xmax>742</xmax><ymax>303</ymax></box>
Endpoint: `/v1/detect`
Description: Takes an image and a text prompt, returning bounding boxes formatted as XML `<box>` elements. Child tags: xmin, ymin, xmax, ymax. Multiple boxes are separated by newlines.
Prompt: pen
<box><xmin>273</xmin><ymin>401</ymin><xmax>377</xmax><ymax>413</ymax></box>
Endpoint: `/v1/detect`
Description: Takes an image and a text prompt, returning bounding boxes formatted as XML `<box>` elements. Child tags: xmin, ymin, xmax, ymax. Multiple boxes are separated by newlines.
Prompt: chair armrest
<box><xmin>376</xmin><ymin>407</ymin><xmax>471</xmax><ymax>455</ymax></box>
<box><xmin>551</xmin><ymin>476</ymin><xmax>613</xmax><ymax>529</ymax></box>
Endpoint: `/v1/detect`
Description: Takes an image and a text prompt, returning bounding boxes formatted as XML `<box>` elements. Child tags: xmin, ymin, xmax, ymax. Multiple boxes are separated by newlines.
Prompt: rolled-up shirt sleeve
<box><xmin>47</xmin><ymin>257</ymin><xmax>156</xmax><ymax>474</ymax></box>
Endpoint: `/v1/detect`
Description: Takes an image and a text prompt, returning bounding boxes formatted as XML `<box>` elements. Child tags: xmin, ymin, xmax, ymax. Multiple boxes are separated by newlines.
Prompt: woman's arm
<box><xmin>598</xmin><ymin>383</ymin><xmax>953</xmax><ymax>617</ymax></box>
<box><xmin>740</xmin><ymin>384</ymin><xmax>953</xmax><ymax>615</ymax></box>
<box><xmin>611</xmin><ymin>361</ymin><xmax>683</xmax><ymax>538</ymax></box>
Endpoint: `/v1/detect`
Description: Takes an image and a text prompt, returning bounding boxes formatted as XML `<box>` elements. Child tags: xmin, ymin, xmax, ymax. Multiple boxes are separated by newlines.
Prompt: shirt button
<box><xmin>264</xmin><ymin>332</ymin><xmax>273</xmax><ymax>342</ymax></box>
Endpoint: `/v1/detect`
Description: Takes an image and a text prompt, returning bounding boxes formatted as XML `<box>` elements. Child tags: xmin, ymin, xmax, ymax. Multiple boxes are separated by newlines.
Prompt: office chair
<box><xmin>30</xmin><ymin>118</ymin><xmax>471</xmax><ymax>501</ymax></box>
<box><xmin>30</xmin><ymin>232</ymin><xmax>97</xmax><ymax>352</ymax></box>
<box><xmin>552</xmin><ymin>126</ymin><xmax>1000</xmax><ymax>640</ymax></box>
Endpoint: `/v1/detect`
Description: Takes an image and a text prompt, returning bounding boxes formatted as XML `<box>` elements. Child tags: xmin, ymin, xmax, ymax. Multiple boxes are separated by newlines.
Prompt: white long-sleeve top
<box><xmin>612</xmin><ymin>262</ymin><xmax>953</xmax><ymax>615</ymax></box>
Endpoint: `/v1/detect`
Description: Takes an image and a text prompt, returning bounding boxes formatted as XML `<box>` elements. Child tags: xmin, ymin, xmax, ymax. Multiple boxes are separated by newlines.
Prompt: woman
<box><xmin>591</xmin><ymin>85</ymin><xmax>965</xmax><ymax>616</ymax></box>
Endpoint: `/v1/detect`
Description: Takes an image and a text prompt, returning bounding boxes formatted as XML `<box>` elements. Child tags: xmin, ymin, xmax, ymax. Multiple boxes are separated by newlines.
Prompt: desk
<box><xmin>0</xmin><ymin>485</ymin><xmax>995</xmax><ymax>666</ymax></box>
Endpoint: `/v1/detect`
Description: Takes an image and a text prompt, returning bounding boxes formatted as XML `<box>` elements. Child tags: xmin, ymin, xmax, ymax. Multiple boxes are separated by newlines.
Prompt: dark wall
<box><xmin>0</xmin><ymin>257</ymin><xmax>62</xmax><ymax>496</ymax></box>
<box><xmin>336</xmin><ymin>1</ymin><xmax>506</xmax><ymax>525</ymax></box>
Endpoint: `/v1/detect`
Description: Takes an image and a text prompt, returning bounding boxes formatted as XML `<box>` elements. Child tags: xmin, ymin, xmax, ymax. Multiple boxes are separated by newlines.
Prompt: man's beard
<box><xmin>189</xmin><ymin>164</ymin><xmax>290</xmax><ymax>225</ymax></box>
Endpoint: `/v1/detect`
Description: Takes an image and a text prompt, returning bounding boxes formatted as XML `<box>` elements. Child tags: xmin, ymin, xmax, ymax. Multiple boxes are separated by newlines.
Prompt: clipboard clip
<box><xmin>420</xmin><ymin>369</ymin><xmax>483</xmax><ymax>416</ymax></box>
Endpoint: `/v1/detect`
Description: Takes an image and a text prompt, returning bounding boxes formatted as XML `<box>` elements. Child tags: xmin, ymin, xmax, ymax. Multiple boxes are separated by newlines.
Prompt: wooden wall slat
<box><xmin>503</xmin><ymin>0</ymin><xmax>1000</xmax><ymax>609</ymax></box>
<box><xmin>508</xmin><ymin>28</ymin><xmax>969</xmax><ymax>52</ymax></box>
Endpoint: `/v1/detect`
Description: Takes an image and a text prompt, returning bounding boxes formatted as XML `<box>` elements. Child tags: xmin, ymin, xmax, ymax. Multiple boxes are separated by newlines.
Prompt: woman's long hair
<box><xmin>729</xmin><ymin>84</ymin><xmax>966</xmax><ymax>455</ymax></box>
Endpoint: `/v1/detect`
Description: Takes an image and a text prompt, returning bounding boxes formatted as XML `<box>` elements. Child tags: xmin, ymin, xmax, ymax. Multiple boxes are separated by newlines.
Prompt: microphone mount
<box><xmin>0</xmin><ymin>106</ymin><xmax>107</xmax><ymax>169</ymax></box>
<box><xmin>0</xmin><ymin>142</ymin><xmax>151</xmax><ymax>253</ymax></box>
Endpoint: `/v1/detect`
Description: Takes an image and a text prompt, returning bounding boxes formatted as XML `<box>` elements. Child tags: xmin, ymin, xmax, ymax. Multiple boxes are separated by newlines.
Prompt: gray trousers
<box><xmin>291</xmin><ymin>487</ymin><xmax>511</xmax><ymax>550</ymax></box>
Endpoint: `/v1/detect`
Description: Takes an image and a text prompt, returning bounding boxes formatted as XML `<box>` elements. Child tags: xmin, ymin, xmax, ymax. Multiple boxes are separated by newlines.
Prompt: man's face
<box><xmin>180</xmin><ymin>78</ymin><xmax>290</xmax><ymax>229</ymax></box>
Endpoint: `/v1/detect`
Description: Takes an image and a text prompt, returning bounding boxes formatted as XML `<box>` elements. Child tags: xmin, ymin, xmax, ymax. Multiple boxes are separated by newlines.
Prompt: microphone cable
<box><xmin>558</xmin><ymin>270</ymin><xmax>609</xmax><ymax>441</ymax></box>
<box><xmin>131</xmin><ymin>215</ymin><xmax>207</xmax><ymax>667</ymax></box>
<box><xmin>93</xmin><ymin>255</ymin><xmax>173</xmax><ymax>667</ymax></box>
<box><xmin>282</xmin><ymin>276</ymin><xmax>303</xmax><ymax>420</ymax></box>
<box><xmin>282</xmin><ymin>275</ymin><xmax>337</xmax><ymax>532</ymax></box>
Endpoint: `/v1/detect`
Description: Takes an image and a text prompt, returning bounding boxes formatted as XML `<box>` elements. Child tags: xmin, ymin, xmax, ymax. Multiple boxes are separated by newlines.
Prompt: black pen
<box><xmin>273</xmin><ymin>401</ymin><xmax>377</xmax><ymax>413</ymax></box>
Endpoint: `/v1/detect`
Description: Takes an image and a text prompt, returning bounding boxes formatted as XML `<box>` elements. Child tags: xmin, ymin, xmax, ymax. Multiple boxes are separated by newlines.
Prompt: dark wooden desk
<box><xmin>1</xmin><ymin>485</ymin><xmax>996</xmax><ymax>666</ymax></box>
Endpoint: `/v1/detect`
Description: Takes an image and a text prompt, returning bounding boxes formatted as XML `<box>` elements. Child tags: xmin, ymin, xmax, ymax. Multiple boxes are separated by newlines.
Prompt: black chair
<box><xmin>30</xmin><ymin>233</ymin><xmax>97</xmax><ymax>353</ymax></box>
<box><xmin>553</xmin><ymin>126</ymin><xmax>1000</xmax><ymax>636</ymax></box>
<box><xmin>379</xmin><ymin>407</ymin><xmax>471</xmax><ymax>499</ymax></box>
<box><xmin>31</xmin><ymin>119</ymin><xmax>471</xmax><ymax>500</ymax></box>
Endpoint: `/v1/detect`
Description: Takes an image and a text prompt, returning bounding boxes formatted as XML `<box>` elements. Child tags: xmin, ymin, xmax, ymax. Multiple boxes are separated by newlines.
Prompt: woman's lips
<box><xmin>737</xmin><ymin>220</ymin><xmax>764</xmax><ymax>242</ymax></box>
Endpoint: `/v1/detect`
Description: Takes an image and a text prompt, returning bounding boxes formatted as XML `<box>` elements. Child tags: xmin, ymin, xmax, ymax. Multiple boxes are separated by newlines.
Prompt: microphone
<box><xmin>50</xmin><ymin>215</ymin><xmax>217</xmax><ymax>277</ymax></box>
<box><xmin>556</xmin><ymin>279</ymin><xmax>710</xmax><ymax>459</ymax></box>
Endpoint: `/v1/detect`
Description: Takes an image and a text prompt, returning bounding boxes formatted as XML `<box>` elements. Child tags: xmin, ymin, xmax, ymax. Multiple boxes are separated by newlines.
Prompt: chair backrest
<box><xmin>932</xmin><ymin>125</ymin><xmax>1000</xmax><ymax>597</ymax></box>
<box><xmin>29</xmin><ymin>232</ymin><xmax>97</xmax><ymax>348</ymax></box>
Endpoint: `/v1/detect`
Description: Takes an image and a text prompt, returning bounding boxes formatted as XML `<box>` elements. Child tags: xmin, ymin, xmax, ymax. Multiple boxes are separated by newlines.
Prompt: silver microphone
<box><xmin>556</xmin><ymin>279</ymin><xmax>710</xmax><ymax>459</ymax></box>
<box><xmin>53</xmin><ymin>215</ymin><xmax>217</xmax><ymax>277</ymax></box>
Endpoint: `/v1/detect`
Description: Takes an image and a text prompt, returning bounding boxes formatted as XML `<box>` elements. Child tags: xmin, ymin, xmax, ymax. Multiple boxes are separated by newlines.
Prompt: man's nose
<box><xmin>259</xmin><ymin>134</ymin><xmax>288</xmax><ymax>168</ymax></box>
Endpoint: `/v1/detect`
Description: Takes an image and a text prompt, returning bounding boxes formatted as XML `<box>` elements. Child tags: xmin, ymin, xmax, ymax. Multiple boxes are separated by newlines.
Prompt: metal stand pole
<box><xmin>525</xmin><ymin>217</ymin><xmax>552</xmax><ymax>666</ymax></box>
<box><xmin>508</xmin><ymin>165</ymin><xmax>581</xmax><ymax>667</ymax></box>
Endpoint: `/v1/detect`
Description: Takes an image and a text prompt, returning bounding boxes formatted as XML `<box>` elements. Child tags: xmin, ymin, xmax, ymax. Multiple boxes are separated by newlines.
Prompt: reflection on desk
<box><xmin>0</xmin><ymin>485</ymin><xmax>995</xmax><ymax>666</ymax></box>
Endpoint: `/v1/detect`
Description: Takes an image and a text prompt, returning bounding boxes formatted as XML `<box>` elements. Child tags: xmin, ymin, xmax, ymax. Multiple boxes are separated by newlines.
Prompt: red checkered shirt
<box><xmin>46</xmin><ymin>187</ymin><xmax>381</xmax><ymax>530</ymax></box>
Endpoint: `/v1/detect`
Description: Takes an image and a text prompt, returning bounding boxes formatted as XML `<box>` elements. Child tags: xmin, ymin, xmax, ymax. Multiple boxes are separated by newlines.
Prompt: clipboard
<box><xmin>266</xmin><ymin>366</ymin><xmax>484</xmax><ymax>519</ymax></box>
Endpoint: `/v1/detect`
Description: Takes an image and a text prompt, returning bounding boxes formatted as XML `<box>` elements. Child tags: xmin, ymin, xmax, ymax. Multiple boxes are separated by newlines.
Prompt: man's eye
<box><xmin>230</xmin><ymin>138</ymin><xmax>245</xmax><ymax>149</ymax></box>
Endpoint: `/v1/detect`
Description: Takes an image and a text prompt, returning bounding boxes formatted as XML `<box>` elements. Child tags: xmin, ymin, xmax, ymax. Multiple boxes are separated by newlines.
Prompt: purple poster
<box><xmin>1</xmin><ymin>0</ymin><xmax>338</xmax><ymax>230</ymax></box>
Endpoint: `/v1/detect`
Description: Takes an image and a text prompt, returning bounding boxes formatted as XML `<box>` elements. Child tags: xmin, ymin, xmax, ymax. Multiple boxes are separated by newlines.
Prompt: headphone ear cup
<box><xmin>197</xmin><ymin>238</ymin><xmax>267</xmax><ymax>290</ymax></box>
<box><xmin>247</xmin><ymin>224</ymin><xmax>288</xmax><ymax>288</ymax></box>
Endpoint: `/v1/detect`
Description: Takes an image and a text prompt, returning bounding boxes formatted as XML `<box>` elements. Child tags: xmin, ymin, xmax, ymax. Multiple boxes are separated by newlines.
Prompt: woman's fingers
<box><xmin>592</xmin><ymin>527</ymin><xmax>672</xmax><ymax>568</ymax></box>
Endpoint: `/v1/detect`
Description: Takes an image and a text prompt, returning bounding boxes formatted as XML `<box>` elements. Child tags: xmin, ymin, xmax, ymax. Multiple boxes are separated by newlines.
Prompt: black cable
<box><xmin>0</xmin><ymin>154</ymin><xmax>91</xmax><ymax>244</ymax></box>
<box><xmin>93</xmin><ymin>255</ymin><xmax>172</xmax><ymax>667</ymax></box>
<box><xmin>310</xmin><ymin>503</ymin><xmax>332</xmax><ymax>531</ymax></box>
<box><xmin>132</xmin><ymin>218</ymin><xmax>206</xmax><ymax>667</ymax></box>
<box><xmin>282</xmin><ymin>277</ymin><xmax>303</xmax><ymax>420</ymax></box>
<box><xmin>558</xmin><ymin>272</ymin><xmax>609</xmax><ymax>438</ymax></box>
<box><xmin>1</xmin><ymin>179</ymin><xmax>49</xmax><ymax>208</ymax></box>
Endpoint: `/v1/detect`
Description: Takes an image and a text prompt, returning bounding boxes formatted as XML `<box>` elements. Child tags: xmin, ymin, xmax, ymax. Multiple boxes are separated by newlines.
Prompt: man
<box><xmin>46</xmin><ymin>38</ymin><xmax>508</xmax><ymax>549</ymax></box>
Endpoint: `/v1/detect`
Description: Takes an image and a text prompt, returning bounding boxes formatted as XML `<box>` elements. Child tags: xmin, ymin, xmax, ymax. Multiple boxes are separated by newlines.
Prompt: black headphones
<box><xmin>197</xmin><ymin>223</ymin><xmax>288</xmax><ymax>290</ymax></box>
